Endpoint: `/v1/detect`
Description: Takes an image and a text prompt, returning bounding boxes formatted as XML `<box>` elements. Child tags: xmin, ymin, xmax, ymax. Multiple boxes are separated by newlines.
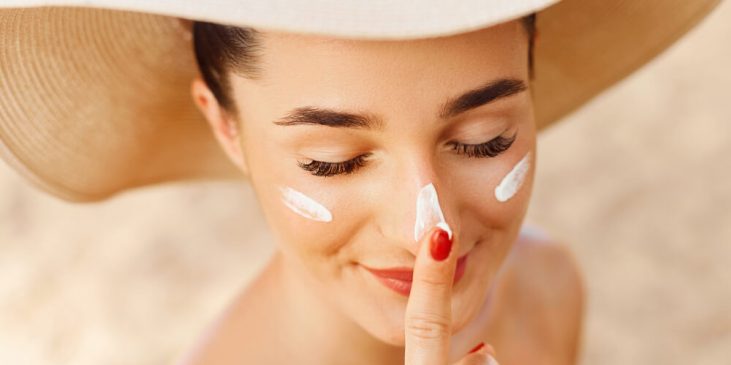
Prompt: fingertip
<box><xmin>435</xmin><ymin>221</ymin><xmax>452</xmax><ymax>240</ymax></box>
<box><xmin>430</xmin><ymin>226</ymin><xmax>453</xmax><ymax>261</ymax></box>
<box><xmin>465</xmin><ymin>342</ymin><xmax>498</xmax><ymax>365</ymax></box>
<box><xmin>468</xmin><ymin>341</ymin><xmax>485</xmax><ymax>354</ymax></box>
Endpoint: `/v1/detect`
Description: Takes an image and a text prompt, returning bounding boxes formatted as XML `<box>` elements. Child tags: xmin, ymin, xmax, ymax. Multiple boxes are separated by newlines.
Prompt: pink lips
<box><xmin>364</xmin><ymin>253</ymin><xmax>469</xmax><ymax>297</ymax></box>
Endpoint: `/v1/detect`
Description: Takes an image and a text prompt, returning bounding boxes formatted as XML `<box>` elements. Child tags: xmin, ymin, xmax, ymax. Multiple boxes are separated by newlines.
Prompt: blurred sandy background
<box><xmin>1</xmin><ymin>3</ymin><xmax>730</xmax><ymax>364</ymax></box>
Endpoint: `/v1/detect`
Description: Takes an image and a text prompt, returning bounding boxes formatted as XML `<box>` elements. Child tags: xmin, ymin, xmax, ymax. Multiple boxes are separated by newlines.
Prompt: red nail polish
<box><xmin>430</xmin><ymin>228</ymin><xmax>452</xmax><ymax>261</ymax></box>
<box><xmin>468</xmin><ymin>342</ymin><xmax>485</xmax><ymax>354</ymax></box>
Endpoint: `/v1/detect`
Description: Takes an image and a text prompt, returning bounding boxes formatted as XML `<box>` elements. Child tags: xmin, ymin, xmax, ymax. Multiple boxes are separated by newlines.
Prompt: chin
<box><xmin>361</xmin><ymin>317</ymin><xmax>408</xmax><ymax>346</ymax></box>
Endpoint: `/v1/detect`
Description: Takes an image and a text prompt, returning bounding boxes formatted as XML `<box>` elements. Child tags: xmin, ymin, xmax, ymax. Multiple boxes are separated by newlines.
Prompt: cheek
<box><xmin>241</xmin><ymin>134</ymin><xmax>340</xmax><ymax>266</ymax></box>
<box><xmin>254</xmin><ymin>177</ymin><xmax>361</xmax><ymax>279</ymax></box>
<box><xmin>494</xmin><ymin>151</ymin><xmax>531</xmax><ymax>203</ymax></box>
<box><xmin>242</xmin><ymin>133</ymin><xmax>371</xmax><ymax>284</ymax></box>
<box><xmin>279</xmin><ymin>186</ymin><xmax>333</xmax><ymax>222</ymax></box>
<box><xmin>455</xmin><ymin>145</ymin><xmax>534</xmax><ymax>233</ymax></box>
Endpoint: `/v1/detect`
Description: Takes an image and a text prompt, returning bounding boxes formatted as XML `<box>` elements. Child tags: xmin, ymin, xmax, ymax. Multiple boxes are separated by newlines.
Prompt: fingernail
<box><xmin>468</xmin><ymin>341</ymin><xmax>485</xmax><ymax>354</ymax></box>
<box><xmin>486</xmin><ymin>354</ymin><xmax>500</xmax><ymax>365</ymax></box>
<box><xmin>430</xmin><ymin>228</ymin><xmax>452</xmax><ymax>261</ymax></box>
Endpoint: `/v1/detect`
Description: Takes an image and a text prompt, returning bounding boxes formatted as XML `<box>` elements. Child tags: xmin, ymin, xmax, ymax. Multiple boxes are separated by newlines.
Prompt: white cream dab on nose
<box><xmin>414</xmin><ymin>183</ymin><xmax>452</xmax><ymax>242</ymax></box>
<box><xmin>494</xmin><ymin>152</ymin><xmax>531</xmax><ymax>202</ymax></box>
<box><xmin>279</xmin><ymin>186</ymin><xmax>332</xmax><ymax>222</ymax></box>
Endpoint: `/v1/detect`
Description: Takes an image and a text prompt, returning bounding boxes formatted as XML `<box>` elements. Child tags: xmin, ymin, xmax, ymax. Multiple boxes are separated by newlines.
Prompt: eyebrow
<box><xmin>273</xmin><ymin>78</ymin><xmax>527</xmax><ymax>129</ymax></box>
<box><xmin>274</xmin><ymin>106</ymin><xmax>383</xmax><ymax>129</ymax></box>
<box><xmin>439</xmin><ymin>78</ymin><xmax>527</xmax><ymax>119</ymax></box>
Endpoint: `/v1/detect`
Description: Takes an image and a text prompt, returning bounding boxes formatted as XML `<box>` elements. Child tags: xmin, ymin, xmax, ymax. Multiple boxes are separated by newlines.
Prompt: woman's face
<box><xmin>204</xmin><ymin>19</ymin><xmax>536</xmax><ymax>345</ymax></box>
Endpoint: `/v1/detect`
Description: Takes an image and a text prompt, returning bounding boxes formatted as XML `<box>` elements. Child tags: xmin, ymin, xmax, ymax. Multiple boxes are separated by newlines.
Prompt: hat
<box><xmin>0</xmin><ymin>0</ymin><xmax>721</xmax><ymax>202</ymax></box>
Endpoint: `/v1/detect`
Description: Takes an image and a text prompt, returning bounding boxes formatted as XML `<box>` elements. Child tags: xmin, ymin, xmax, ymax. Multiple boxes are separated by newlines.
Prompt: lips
<box><xmin>364</xmin><ymin>253</ymin><xmax>469</xmax><ymax>297</ymax></box>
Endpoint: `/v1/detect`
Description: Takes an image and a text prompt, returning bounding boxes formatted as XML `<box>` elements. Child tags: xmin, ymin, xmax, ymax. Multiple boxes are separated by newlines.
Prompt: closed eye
<box><xmin>298</xmin><ymin>131</ymin><xmax>517</xmax><ymax>177</ymax></box>
<box><xmin>447</xmin><ymin>131</ymin><xmax>517</xmax><ymax>158</ymax></box>
<box><xmin>298</xmin><ymin>153</ymin><xmax>371</xmax><ymax>177</ymax></box>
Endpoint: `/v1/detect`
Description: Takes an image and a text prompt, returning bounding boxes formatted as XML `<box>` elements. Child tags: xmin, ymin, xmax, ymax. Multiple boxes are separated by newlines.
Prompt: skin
<box><xmin>186</xmin><ymin>18</ymin><xmax>584</xmax><ymax>364</ymax></box>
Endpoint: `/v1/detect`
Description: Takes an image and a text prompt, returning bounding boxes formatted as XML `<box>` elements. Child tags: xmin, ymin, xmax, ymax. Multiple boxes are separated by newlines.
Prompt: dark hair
<box><xmin>193</xmin><ymin>14</ymin><xmax>537</xmax><ymax>118</ymax></box>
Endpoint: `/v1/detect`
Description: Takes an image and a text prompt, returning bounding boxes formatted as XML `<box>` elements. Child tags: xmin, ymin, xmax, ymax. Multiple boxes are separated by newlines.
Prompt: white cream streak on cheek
<box><xmin>494</xmin><ymin>152</ymin><xmax>531</xmax><ymax>202</ymax></box>
<box><xmin>279</xmin><ymin>186</ymin><xmax>333</xmax><ymax>222</ymax></box>
<box><xmin>414</xmin><ymin>183</ymin><xmax>452</xmax><ymax>242</ymax></box>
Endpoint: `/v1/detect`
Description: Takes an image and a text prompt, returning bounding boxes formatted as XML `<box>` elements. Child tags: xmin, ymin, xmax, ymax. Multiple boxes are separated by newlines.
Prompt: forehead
<box><xmin>231</xmin><ymin>20</ymin><xmax>527</xmax><ymax>122</ymax></box>
<box><xmin>259</xmin><ymin>19</ymin><xmax>524</xmax><ymax>77</ymax></box>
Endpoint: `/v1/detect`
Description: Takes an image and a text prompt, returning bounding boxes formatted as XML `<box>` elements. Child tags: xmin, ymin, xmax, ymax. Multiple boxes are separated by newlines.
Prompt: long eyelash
<box><xmin>299</xmin><ymin>132</ymin><xmax>517</xmax><ymax>177</ymax></box>
<box><xmin>450</xmin><ymin>132</ymin><xmax>518</xmax><ymax>158</ymax></box>
<box><xmin>298</xmin><ymin>153</ymin><xmax>370</xmax><ymax>177</ymax></box>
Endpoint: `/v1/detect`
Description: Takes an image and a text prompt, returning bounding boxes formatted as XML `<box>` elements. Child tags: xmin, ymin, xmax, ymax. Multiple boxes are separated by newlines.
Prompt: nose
<box><xmin>376</xmin><ymin>155</ymin><xmax>457</xmax><ymax>255</ymax></box>
<box><xmin>414</xmin><ymin>182</ymin><xmax>453</xmax><ymax>242</ymax></box>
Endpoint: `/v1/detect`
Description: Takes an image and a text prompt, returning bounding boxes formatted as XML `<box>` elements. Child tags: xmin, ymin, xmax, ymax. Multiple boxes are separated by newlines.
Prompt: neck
<box><xmin>268</xmin><ymin>250</ymin><xmax>404</xmax><ymax>365</ymax></box>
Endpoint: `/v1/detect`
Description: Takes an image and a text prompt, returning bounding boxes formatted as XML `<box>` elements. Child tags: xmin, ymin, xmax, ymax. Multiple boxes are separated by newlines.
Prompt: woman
<box><xmin>0</xmin><ymin>1</ymin><xmax>720</xmax><ymax>364</ymax></box>
<box><xmin>183</xmin><ymin>15</ymin><xmax>581</xmax><ymax>365</ymax></box>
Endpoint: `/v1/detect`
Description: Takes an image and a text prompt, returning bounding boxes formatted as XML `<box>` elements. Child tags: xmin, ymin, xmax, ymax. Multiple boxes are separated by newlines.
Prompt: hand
<box><xmin>404</xmin><ymin>226</ymin><xmax>499</xmax><ymax>365</ymax></box>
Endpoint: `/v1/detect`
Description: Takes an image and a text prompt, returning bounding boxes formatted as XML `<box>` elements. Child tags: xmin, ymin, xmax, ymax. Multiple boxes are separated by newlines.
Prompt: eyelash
<box><xmin>299</xmin><ymin>132</ymin><xmax>517</xmax><ymax>177</ymax></box>
<box><xmin>298</xmin><ymin>153</ymin><xmax>371</xmax><ymax>177</ymax></box>
<box><xmin>447</xmin><ymin>132</ymin><xmax>518</xmax><ymax>158</ymax></box>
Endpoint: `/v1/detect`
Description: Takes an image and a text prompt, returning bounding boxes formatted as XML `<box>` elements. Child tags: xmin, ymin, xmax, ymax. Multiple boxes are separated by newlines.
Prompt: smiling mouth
<box><xmin>363</xmin><ymin>253</ymin><xmax>469</xmax><ymax>297</ymax></box>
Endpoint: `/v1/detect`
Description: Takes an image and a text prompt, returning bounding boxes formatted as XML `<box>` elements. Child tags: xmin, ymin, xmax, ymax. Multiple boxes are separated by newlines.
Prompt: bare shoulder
<box><xmin>488</xmin><ymin>225</ymin><xmax>586</xmax><ymax>364</ymax></box>
<box><xmin>508</xmin><ymin>226</ymin><xmax>586</xmax><ymax>304</ymax></box>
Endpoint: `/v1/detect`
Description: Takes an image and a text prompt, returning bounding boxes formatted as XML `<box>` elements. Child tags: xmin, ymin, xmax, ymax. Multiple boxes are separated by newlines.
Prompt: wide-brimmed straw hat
<box><xmin>0</xmin><ymin>0</ymin><xmax>721</xmax><ymax>202</ymax></box>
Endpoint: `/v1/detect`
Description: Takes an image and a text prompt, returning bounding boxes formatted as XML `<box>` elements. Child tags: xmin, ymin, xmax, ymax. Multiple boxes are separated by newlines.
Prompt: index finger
<box><xmin>404</xmin><ymin>225</ymin><xmax>458</xmax><ymax>365</ymax></box>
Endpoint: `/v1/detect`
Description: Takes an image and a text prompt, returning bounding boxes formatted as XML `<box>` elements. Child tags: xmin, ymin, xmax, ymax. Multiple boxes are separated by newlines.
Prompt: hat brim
<box><xmin>0</xmin><ymin>0</ymin><xmax>722</xmax><ymax>202</ymax></box>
